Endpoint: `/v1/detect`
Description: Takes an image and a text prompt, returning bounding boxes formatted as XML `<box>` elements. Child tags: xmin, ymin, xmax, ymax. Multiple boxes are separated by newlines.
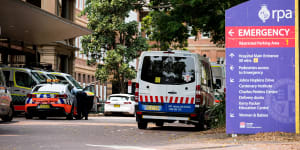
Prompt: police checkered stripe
<box><xmin>26</xmin><ymin>94</ymin><xmax>66</xmax><ymax>104</ymax></box>
<box><xmin>139</xmin><ymin>95</ymin><xmax>195</xmax><ymax>104</ymax></box>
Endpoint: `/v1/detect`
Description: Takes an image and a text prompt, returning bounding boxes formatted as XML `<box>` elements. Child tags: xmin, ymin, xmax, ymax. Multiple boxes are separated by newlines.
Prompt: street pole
<box><xmin>295</xmin><ymin>0</ymin><xmax>299</xmax><ymax>134</ymax></box>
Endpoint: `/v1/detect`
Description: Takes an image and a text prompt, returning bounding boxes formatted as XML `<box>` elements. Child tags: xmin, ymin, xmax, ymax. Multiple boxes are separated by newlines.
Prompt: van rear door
<box><xmin>165</xmin><ymin>54</ymin><xmax>196</xmax><ymax>113</ymax></box>
<box><xmin>139</xmin><ymin>55</ymin><xmax>167</xmax><ymax>112</ymax></box>
<box><xmin>138</xmin><ymin>53</ymin><xmax>196</xmax><ymax>113</ymax></box>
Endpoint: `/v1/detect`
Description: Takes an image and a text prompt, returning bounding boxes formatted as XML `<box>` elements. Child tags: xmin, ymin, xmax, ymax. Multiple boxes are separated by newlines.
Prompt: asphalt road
<box><xmin>0</xmin><ymin>116</ymin><xmax>298</xmax><ymax>150</ymax></box>
<box><xmin>0</xmin><ymin>115</ymin><xmax>207</xmax><ymax>150</ymax></box>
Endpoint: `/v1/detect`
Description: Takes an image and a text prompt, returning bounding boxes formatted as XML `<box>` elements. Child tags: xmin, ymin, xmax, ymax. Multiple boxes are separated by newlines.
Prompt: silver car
<box><xmin>0</xmin><ymin>68</ymin><xmax>13</xmax><ymax>122</ymax></box>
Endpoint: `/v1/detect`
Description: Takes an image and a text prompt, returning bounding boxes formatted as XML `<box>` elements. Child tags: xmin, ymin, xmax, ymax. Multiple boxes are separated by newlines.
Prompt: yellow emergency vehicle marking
<box><xmin>295</xmin><ymin>0</ymin><xmax>299</xmax><ymax>134</ymax></box>
<box><xmin>50</xmin><ymin>73</ymin><xmax>63</xmax><ymax>75</ymax></box>
<box><xmin>86</xmin><ymin>92</ymin><xmax>94</xmax><ymax>96</ymax></box>
<box><xmin>155</xmin><ymin>77</ymin><xmax>161</xmax><ymax>83</ymax></box>
<box><xmin>13</xmin><ymin>71</ymin><xmax>31</xmax><ymax>90</ymax></box>
<box><xmin>11</xmin><ymin>94</ymin><xmax>26</xmax><ymax>96</ymax></box>
<box><xmin>211</xmin><ymin>66</ymin><xmax>221</xmax><ymax>68</ymax></box>
<box><xmin>33</xmin><ymin>93</ymin><xmax>59</xmax><ymax>95</ymax></box>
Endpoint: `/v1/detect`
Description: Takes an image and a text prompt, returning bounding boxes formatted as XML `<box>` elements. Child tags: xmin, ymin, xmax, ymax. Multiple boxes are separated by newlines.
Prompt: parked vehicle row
<box><xmin>0</xmin><ymin>66</ymin><xmax>96</xmax><ymax>121</ymax></box>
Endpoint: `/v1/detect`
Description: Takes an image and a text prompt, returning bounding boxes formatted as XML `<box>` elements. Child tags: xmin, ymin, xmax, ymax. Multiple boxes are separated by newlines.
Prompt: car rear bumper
<box><xmin>26</xmin><ymin>105</ymin><xmax>70</xmax><ymax>117</ymax></box>
<box><xmin>135</xmin><ymin>108</ymin><xmax>205</xmax><ymax>124</ymax></box>
<box><xmin>104</xmin><ymin>104</ymin><xmax>134</xmax><ymax>114</ymax></box>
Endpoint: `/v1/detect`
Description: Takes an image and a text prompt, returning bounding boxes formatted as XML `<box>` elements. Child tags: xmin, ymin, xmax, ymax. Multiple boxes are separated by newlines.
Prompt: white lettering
<box><xmin>238</xmin><ymin>28</ymin><xmax>290</xmax><ymax>37</ymax></box>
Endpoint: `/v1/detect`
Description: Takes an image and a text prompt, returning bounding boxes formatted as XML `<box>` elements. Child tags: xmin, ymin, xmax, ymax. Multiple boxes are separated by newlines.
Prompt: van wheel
<box><xmin>25</xmin><ymin>113</ymin><xmax>33</xmax><ymax>119</ymax></box>
<box><xmin>1</xmin><ymin>106</ymin><xmax>13</xmax><ymax>122</ymax></box>
<box><xmin>155</xmin><ymin>122</ymin><xmax>164</xmax><ymax>127</ymax></box>
<box><xmin>195</xmin><ymin>122</ymin><xmax>205</xmax><ymax>131</ymax></box>
<box><xmin>137</xmin><ymin>122</ymin><xmax>148</xmax><ymax>129</ymax></box>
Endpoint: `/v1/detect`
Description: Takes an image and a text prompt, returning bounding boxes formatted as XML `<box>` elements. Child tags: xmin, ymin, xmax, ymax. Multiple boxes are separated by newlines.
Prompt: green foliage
<box><xmin>81</xmin><ymin>0</ymin><xmax>148</xmax><ymax>93</ymax></box>
<box><xmin>207</xmin><ymin>92</ymin><xmax>226</xmax><ymax>128</ymax></box>
<box><xmin>142</xmin><ymin>0</ymin><xmax>247</xmax><ymax>47</ymax></box>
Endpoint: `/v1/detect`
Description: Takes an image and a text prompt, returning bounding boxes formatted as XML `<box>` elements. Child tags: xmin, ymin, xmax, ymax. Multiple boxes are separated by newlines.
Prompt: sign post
<box><xmin>295</xmin><ymin>0</ymin><xmax>299</xmax><ymax>134</ymax></box>
<box><xmin>226</xmin><ymin>0</ymin><xmax>298</xmax><ymax>134</ymax></box>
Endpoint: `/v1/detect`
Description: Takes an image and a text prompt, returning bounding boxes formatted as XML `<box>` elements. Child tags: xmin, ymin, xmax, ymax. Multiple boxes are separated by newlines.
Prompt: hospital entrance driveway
<box><xmin>0</xmin><ymin>116</ymin><xmax>299</xmax><ymax>150</ymax></box>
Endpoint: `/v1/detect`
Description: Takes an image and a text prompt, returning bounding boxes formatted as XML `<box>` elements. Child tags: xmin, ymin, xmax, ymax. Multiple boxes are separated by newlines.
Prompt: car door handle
<box><xmin>168</xmin><ymin>92</ymin><xmax>177</xmax><ymax>94</ymax></box>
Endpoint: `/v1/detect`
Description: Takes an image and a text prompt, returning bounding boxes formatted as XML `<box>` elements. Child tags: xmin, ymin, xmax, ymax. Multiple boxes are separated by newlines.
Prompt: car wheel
<box><xmin>66</xmin><ymin>113</ymin><xmax>73</xmax><ymax>120</ymax></box>
<box><xmin>1</xmin><ymin>106</ymin><xmax>13</xmax><ymax>122</ymax></box>
<box><xmin>39</xmin><ymin>115</ymin><xmax>47</xmax><ymax>120</ymax></box>
<box><xmin>137</xmin><ymin>122</ymin><xmax>148</xmax><ymax>129</ymax></box>
<box><xmin>25</xmin><ymin>113</ymin><xmax>33</xmax><ymax>119</ymax></box>
<box><xmin>67</xmin><ymin>105</ymin><xmax>74</xmax><ymax>120</ymax></box>
<box><xmin>155</xmin><ymin>122</ymin><xmax>164</xmax><ymax>127</ymax></box>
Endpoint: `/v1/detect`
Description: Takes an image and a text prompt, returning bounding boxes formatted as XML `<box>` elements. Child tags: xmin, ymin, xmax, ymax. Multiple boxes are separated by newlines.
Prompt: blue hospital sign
<box><xmin>225</xmin><ymin>0</ymin><xmax>296</xmax><ymax>134</ymax></box>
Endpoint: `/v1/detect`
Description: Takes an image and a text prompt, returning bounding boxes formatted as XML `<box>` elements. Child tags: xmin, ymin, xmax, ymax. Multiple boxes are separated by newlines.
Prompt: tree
<box><xmin>141</xmin><ymin>0</ymin><xmax>247</xmax><ymax>48</ymax></box>
<box><xmin>81</xmin><ymin>0</ymin><xmax>148</xmax><ymax>93</ymax></box>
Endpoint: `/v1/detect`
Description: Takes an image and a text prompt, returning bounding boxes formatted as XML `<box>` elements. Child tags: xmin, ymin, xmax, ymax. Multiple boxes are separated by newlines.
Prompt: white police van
<box><xmin>1</xmin><ymin>67</ymin><xmax>45</xmax><ymax>113</ymax></box>
<box><xmin>135</xmin><ymin>50</ymin><xmax>215</xmax><ymax>130</ymax></box>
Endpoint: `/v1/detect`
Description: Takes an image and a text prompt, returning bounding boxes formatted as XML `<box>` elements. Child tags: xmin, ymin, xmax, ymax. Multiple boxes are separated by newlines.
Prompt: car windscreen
<box><xmin>141</xmin><ymin>56</ymin><xmax>195</xmax><ymax>85</ymax></box>
<box><xmin>211</xmin><ymin>66</ymin><xmax>223</xmax><ymax>78</ymax></box>
<box><xmin>32</xmin><ymin>72</ymin><xmax>46</xmax><ymax>83</ymax></box>
<box><xmin>34</xmin><ymin>85</ymin><xmax>66</xmax><ymax>93</ymax></box>
<box><xmin>47</xmin><ymin>74</ymin><xmax>57</xmax><ymax>79</ymax></box>
<box><xmin>109</xmin><ymin>96</ymin><xmax>129</xmax><ymax>101</ymax></box>
<box><xmin>53</xmin><ymin>75</ymin><xmax>69</xmax><ymax>84</ymax></box>
<box><xmin>66</xmin><ymin>76</ymin><xmax>82</xmax><ymax>89</ymax></box>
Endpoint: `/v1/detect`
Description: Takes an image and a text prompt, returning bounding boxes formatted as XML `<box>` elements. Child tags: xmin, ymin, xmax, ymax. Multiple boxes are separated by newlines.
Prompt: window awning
<box><xmin>0</xmin><ymin>0</ymin><xmax>92</xmax><ymax>45</ymax></box>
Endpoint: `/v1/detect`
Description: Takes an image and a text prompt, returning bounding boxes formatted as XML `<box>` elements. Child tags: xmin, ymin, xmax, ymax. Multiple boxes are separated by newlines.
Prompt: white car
<box><xmin>104</xmin><ymin>94</ymin><xmax>136</xmax><ymax>116</ymax></box>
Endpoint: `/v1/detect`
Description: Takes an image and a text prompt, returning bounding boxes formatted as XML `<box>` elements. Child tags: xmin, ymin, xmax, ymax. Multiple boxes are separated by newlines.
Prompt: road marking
<box><xmin>86</xmin><ymin>144</ymin><xmax>156</xmax><ymax>150</ymax></box>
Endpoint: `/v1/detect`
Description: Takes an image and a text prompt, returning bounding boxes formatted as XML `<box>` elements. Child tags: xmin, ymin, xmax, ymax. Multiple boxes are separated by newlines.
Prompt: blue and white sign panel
<box><xmin>226</xmin><ymin>0</ymin><xmax>296</xmax><ymax>134</ymax></box>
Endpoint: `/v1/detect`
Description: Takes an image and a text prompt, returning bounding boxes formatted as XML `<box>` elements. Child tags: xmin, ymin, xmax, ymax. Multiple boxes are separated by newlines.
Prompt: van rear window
<box><xmin>141</xmin><ymin>56</ymin><xmax>195</xmax><ymax>85</ymax></box>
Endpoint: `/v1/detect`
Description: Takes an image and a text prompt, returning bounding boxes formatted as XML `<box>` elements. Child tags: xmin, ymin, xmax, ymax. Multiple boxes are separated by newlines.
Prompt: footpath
<box><xmin>153</xmin><ymin>127</ymin><xmax>300</xmax><ymax>150</ymax></box>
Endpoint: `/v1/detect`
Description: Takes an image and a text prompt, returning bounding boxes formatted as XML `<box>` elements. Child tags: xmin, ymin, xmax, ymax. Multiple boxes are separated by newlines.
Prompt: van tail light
<box><xmin>136</xmin><ymin>111</ymin><xmax>142</xmax><ymax>115</ymax></box>
<box><xmin>124</xmin><ymin>102</ymin><xmax>132</xmax><ymax>104</ymax></box>
<box><xmin>105</xmin><ymin>101</ymin><xmax>111</xmax><ymax>104</ymax></box>
<box><xmin>224</xmin><ymin>88</ymin><xmax>226</xmax><ymax>93</ymax></box>
<box><xmin>135</xmin><ymin>83</ymin><xmax>139</xmax><ymax>102</ymax></box>
<box><xmin>55</xmin><ymin>94</ymin><xmax>68</xmax><ymax>99</ymax></box>
<box><xmin>190</xmin><ymin>114</ymin><xmax>197</xmax><ymax>117</ymax></box>
<box><xmin>27</xmin><ymin>94</ymin><xmax>36</xmax><ymax>98</ymax></box>
<box><xmin>195</xmin><ymin>85</ymin><xmax>201</xmax><ymax>106</ymax></box>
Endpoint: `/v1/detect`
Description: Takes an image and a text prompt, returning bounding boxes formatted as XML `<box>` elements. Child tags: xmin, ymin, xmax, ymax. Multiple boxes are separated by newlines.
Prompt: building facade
<box><xmin>1</xmin><ymin>0</ymin><xmax>90</xmax><ymax>74</ymax></box>
<box><xmin>74</xmin><ymin>0</ymin><xmax>111</xmax><ymax>100</ymax></box>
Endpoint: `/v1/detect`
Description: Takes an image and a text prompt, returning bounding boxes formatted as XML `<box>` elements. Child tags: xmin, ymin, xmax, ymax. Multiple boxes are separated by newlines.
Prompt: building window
<box><xmin>83</xmin><ymin>74</ymin><xmax>86</xmax><ymax>83</ymax></box>
<box><xmin>87</xmin><ymin>75</ymin><xmax>90</xmax><ymax>83</ymax></box>
<box><xmin>79</xmin><ymin>0</ymin><xmax>83</xmax><ymax>10</ymax></box>
<box><xmin>76</xmin><ymin>0</ymin><xmax>79</xmax><ymax>9</ymax></box>
<box><xmin>92</xmin><ymin>76</ymin><xmax>94</xmax><ymax>82</ymax></box>
<box><xmin>201</xmin><ymin>32</ymin><xmax>211</xmax><ymax>39</ymax></box>
<box><xmin>78</xmin><ymin>73</ymin><xmax>81</xmax><ymax>82</ymax></box>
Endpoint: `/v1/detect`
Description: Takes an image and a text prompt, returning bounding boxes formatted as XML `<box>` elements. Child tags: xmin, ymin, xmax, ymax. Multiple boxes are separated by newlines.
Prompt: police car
<box><xmin>25</xmin><ymin>80</ymin><xmax>78</xmax><ymax>119</ymax></box>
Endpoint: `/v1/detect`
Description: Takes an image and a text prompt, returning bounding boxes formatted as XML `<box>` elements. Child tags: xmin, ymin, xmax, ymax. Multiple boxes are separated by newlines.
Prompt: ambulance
<box><xmin>135</xmin><ymin>50</ymin><xmax>215</xmax><ymax>130</ymax></box>
<box><xmin>1</xmin><ymin>67</ymin><xmax>45</xmax><ymax>112</ymax></box>
<box><xmin>210</xmin><ymin>62</ymin><xmax>226</xmax><ymax>103</ymax></box>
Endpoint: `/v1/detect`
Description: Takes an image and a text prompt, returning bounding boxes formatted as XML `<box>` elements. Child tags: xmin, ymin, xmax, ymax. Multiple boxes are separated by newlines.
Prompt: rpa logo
<box><xmin>258</xmin><ymin>4</ymin><xmax>293</xmax><ymax>23</ymax></box>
